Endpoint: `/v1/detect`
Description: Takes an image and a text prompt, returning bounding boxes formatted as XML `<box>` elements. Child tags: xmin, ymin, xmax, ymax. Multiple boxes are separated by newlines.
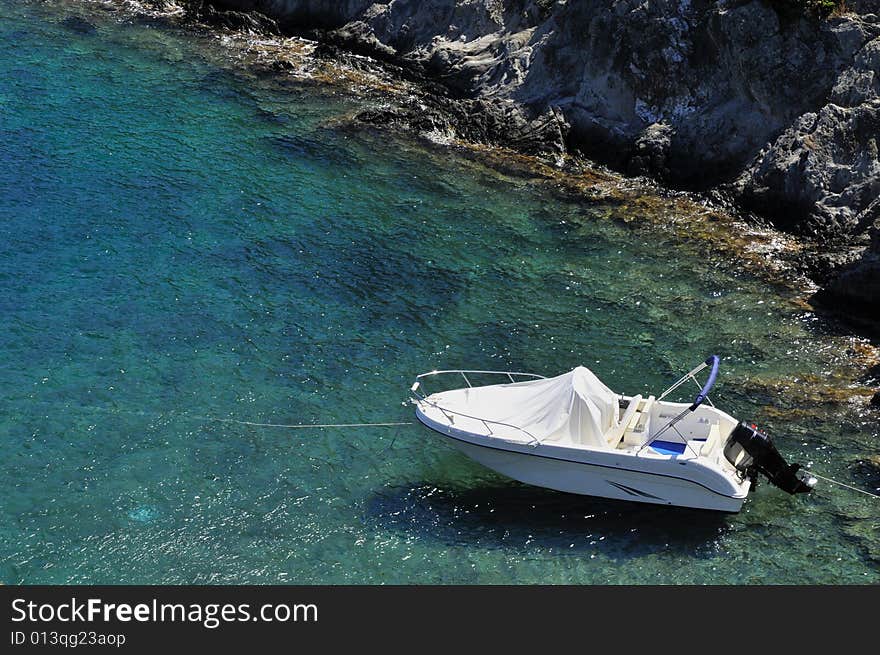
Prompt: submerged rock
<box><xmin>61</xmin><ymin>14</ymin><xmax>98</xmax><ymax>34</ymax></box>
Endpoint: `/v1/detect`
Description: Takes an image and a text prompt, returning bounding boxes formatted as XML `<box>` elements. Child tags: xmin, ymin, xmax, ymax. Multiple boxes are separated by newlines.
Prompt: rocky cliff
<box><xmin>190</xmin><ymin>0</ymin><xmax>880</xmax><ymax>317</ymax></box>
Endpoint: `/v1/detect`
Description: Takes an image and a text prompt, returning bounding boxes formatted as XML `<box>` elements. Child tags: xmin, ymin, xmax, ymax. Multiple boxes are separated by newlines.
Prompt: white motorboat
<box><xmin>410</xmin><ymin>356</ymin><xmax>814</xmax><ymax>512</ymax></box>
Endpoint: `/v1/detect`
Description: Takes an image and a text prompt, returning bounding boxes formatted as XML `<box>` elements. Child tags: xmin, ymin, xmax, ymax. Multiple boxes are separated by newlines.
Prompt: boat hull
<box><xmin>418</xmin><ymin>411</ymin><xmax>748</xmax><ymax>513</ymax></box>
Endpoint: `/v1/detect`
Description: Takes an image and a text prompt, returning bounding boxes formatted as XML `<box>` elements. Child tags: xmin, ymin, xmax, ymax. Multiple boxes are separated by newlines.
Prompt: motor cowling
<box><xmin>723</xmin><ymin>422</ymin><xmax>815</xmax><ymax>495</ymax></box>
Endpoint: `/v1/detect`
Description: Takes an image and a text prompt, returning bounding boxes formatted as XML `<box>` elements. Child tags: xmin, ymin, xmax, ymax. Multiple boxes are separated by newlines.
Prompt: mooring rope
<box><xmin>66</xmin><ymin>404</ymin><xmax>413</xmax><ymax>431</ymax></box>
<box><xmin>209</xmin><ymin>418</ymin><xmax>413</xmax><ymax>429</ymax></box>
<box><xmin>807</xmin><ymin>471</ymin><xmax>880</xmax><ymax>500</ymax></box>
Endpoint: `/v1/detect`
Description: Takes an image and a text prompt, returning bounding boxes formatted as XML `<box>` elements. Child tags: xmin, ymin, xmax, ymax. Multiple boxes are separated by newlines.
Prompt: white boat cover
<box><xmin>430</xmin><ymin>366</ymin><xmax>619</xmax><ymax>448</ymax></box>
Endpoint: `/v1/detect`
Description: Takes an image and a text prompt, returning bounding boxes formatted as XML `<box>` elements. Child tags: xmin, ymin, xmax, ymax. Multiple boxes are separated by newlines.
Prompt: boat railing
<box><xmin>410</xmin><ymin>370</ymin><xmax>547</xmax><ymax>447</ymax></box>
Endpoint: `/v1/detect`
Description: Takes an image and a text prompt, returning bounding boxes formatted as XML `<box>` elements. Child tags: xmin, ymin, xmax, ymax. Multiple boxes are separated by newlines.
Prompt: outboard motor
<box><xmin>724</xmin><ymin>422</ymin><xmax>816</xmax><ymax>494</ymax></box>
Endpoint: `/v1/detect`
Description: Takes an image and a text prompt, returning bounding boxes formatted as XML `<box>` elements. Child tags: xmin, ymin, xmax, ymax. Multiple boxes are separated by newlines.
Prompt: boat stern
<box><xmin>723</xmin><ymin>422</ymin><xmax>816</xmax><ymax>495</ymax></box>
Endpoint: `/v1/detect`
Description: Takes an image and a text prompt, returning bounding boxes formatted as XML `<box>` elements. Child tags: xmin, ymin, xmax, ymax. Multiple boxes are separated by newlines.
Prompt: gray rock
<box><xmin>184</xmin><ymin>1</ymin><xmax>280</xmax><ymax>34</ymax></box>
<box><xmin>793</xmin><ymin>243</ymin><xmax>868</xmax><ymax>286</ymax></box>
<box><xmin>831</xmin><ymin>37</ymin><xmax>880</xmax><ymax>107</ymax></box>
<box><xmin>823</xmin><ymin>214</ymin><xmax>880</xmax><ymax>317</ymax></box>
<box><xmin>356</xmin><ymin>95</ymin><xmax>570</xmax><ymax>158</ymax></box>
<box><xmin>210</xmin><ymin>1</ymin><xmax>375</xmax><ymax>29</ymax></box>
<box><xmin>628</xmin><ymin>122</ymin><xmax>674</xmax><ymax>178</ymax></box>
<box><xmin>824</xmin><ymin>250</ymin><xmax>880</xmax><ymax>315</ymax></box>
<box><xmin>738</xmin><ymin>101</ymin><xmax>880</xmax><ymax>235</ymax></box>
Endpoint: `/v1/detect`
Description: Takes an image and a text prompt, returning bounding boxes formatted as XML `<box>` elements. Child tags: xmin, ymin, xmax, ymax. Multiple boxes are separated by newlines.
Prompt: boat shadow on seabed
<box><xmin>365</xmin><ymin>480</ymin><xmax>731</xmax><ymax>558</ymax></box>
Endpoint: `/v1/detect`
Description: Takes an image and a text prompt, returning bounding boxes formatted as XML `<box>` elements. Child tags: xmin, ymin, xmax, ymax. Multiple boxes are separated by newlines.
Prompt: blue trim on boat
<box><xmin>649</xmin><ymin>440</ymin><xmax>687</xmax><ymax>456</ymax></box>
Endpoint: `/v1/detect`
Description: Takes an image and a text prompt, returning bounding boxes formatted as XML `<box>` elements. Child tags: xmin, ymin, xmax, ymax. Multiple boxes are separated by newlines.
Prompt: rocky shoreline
<box><xmin>138</xmin><ymin>0</ymin><xmax>878</xmax><ymax>326</ymax></box>
<box><xmin>58</xmin><ymin>2</ymin><xmax>880</xmax><ymax>331</ymax></box>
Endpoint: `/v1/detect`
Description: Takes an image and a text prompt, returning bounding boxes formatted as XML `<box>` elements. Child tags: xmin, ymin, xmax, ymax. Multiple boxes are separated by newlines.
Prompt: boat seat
<box><xmin>700</xmin><ymin>423</ymin><xmax>722</xmax><ymax>460</ymax></box>
<box><xmin>606</xmin><ymin>395</ymin><xmax>642</xmax><ymax>449</ymax></box>
<box><xmin>622</xmin><ymin>395</ymin><xmax>655</xmax><ymax>447</ymax></box>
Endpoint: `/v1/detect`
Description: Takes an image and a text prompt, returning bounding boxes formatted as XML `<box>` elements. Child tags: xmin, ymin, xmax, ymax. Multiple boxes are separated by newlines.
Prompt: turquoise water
<box><xmin>1</xmin><ymin>1</ymin><xmax>877</xmax><ymax>584</ymax></box>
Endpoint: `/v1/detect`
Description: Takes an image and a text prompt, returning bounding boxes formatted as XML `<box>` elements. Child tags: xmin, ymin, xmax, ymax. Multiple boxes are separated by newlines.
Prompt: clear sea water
<box><xmin>1</xmin><ymin>0</ymin><xmax>877</xmax><ymax>584</ymax></box>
